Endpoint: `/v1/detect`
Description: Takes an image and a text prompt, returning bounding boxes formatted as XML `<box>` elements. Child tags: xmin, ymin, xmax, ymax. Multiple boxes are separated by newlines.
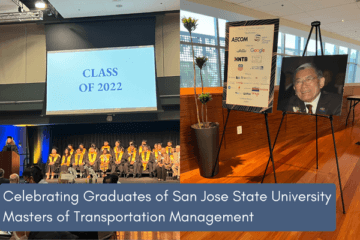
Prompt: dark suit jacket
<box><xmin>0</xmin><ymin>178</ymin><xmax>10</xmax><ymax>184</ymax></box>
<box><xmin>2</xmin><ymin>145</ymin><xmax>19</xmax><ymax>155</ymax></box>
<box><xmin>285</xmin><ymin>91</ymin><xmax>342</xmax><ymax>116</ymax></box>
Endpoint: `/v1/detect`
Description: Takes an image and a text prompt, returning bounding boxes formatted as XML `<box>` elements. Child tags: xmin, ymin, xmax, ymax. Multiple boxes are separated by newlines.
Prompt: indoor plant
<box><xmin>182</xmin><ymin>17</ymin><xmax>219</xmax><ymax>178</ymax></box>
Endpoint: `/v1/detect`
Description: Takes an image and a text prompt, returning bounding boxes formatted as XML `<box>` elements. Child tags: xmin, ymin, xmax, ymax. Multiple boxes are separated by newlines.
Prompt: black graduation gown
<box><xmin>2</xmin><ymin>144</ymin><xmax>19</xmax><ymax>155</ymax></box>
<box><xmin>45</xmin><ymin>154</ymin><xmax>61</xmax><ymax>173</ymax></box>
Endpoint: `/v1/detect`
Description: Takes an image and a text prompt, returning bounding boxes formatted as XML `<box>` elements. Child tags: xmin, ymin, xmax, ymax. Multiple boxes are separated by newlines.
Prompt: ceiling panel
<box><xmin>255</xmin><ymin>1</ymin><xmax>304</xmax><ymax>17</ymax></box>
<box><xmin>49</xmin><ymin>0</ymin><xmax>178</xmax><ymax>19</ymax></box>
<box><xmin>287</xmin><ymin>0</ymin><xmax>355</xmax><ymax>12</ymax></box>
<box><xmin>221</xmin><ymin>0</ymin><xmax>360</xmax><ymax>43</ymax></box>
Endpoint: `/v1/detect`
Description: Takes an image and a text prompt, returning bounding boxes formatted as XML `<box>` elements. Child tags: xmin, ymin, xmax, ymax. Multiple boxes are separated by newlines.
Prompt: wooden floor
<box><xmin>115</xmin><ymin>231</ymin><xmax>180</xmax><ymax>240</ymax></box>
<box><xmin>181</xmin><ymin>121</ymin><xmax>360</xmax><ymax>240</ymax></box>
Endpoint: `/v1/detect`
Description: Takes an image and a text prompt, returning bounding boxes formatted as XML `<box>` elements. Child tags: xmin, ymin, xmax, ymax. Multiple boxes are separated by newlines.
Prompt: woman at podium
<box><xmin>2</xmin><ymin>136</ymin><xmax>19</xmax><ymax>154</ymax></box>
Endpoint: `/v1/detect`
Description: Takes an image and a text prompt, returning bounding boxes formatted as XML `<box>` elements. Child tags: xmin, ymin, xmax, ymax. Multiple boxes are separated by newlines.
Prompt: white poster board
<box><xmin>226</xmin><ymin>24</ymin><xmax>275</xmax><ymax>108</ymax></box>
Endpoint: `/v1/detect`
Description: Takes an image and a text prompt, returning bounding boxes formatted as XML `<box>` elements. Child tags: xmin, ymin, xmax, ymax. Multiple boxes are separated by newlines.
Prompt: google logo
<box><xmin>250</xmin><ymin>48</ymin><xmax>265</xmax><ymax>53</ymax></box>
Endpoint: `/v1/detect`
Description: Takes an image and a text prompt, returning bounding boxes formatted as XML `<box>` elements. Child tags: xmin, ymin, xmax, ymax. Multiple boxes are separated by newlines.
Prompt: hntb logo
<box><xmin>231</xmin><ymin>37</ymin><xmax>248</xmax><ymax>42</ymax></box>
<box><xmin>234</xmin><ymin>57</ymin><xmax>248</xmax><ymax>62</ymax></box>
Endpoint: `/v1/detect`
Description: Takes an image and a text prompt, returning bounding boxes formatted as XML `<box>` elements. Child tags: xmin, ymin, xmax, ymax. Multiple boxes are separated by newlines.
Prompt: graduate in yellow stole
<box><xmin>99</xmin><ymin>149</ymin><xmax>112</xmax><ymax>177</ymax></box>
<box><xmin>73</xmin><ymin>148</ymin><xmax>86</xmax><ymax>178</ymax></box>
<box><xmin>46</xmin><ymin>147</ymin><xmax>61</xmax><ymax>180</ymax></box>
<box><xmin>60</xmin><ymin>147</ymin><xmax>72</xmax><ymax>173</ymax></box>
<box><xmin>138</xmin><ymin>140</ymin><xmax>147</xmax><ymax>154</ymax></box>
<box><xmin>79</xmin><ymin>143</ymin><xmax>87</xmax><ymax>155</ymax></box>
<box><xmin>67</xmin><ymin>144</ymin><xmax>75</xmax><ymax>156</ymax></box>
<box><xmin>139</xmin><ymin>145</ymin><xmax>155</xmax><ymax>178</ymax></box>
<box><xmin>112</xmin><ymin>142</ymin><xmax>126</xmax><ymax>177</ymax></box>
<box><xmin>100</xmin><ymin>140</ymin><xmax>113</xmax><ymax>156</ymax></box>
<box><xmin>125</xmin><ymin>143</ymin><xmax>139</xmax><ymax>178</ymax></box>
<box><xmin>166</xmin><ymin>141</ymin><xmax>173</xmax><ymax>156</ymax></box>
<box><xmin>86</xmin><ymin>147</ymin><xmax>99</xmax><ymax>176</ymax></box>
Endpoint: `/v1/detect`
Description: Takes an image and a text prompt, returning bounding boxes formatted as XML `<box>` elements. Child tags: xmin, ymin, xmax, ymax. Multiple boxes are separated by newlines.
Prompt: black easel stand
<box><xmin>261</xmin><ymin>21</ymin><xmax>346</xmax><ymax>214</ymax></box>
<box><xmin>212</xmin><ymin>109</ymin><xmax>277</xmax><ymax>182</ymax></box>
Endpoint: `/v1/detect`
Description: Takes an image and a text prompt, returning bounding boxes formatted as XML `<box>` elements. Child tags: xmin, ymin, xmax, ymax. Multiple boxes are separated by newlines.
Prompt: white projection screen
<box><xmin>46</xmin><ymin>45</ymin><xmax>158</xmax><ymax>115</ymax></box>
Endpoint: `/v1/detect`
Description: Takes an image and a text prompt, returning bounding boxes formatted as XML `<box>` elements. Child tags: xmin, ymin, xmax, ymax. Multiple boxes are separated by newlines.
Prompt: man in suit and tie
<box><xmin>0</xmin><ymin>168</ymin><xmax>9</xmax><ymax>184</ymax></box>
<box><xmin>285</xmin><ymin>63</ymin><xmax>342</xmax><ymax>116</ymax></box>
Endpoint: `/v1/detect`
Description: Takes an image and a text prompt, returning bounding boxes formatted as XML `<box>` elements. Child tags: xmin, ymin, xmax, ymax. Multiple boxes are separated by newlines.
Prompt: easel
<box><xmin>260</xmin><ymin>21</ymin><xmax>346</xmax><ymax>214</ymax></box>
<box><xmin>212</xmin><ymin>109</ymin><xmax>278</xmax><ymax>183</ymax></box>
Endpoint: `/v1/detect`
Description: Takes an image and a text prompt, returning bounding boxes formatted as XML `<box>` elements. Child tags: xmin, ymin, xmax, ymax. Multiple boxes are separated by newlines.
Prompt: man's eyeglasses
<box><xmin>294</xmin><ymin>76</ymin><xmax>317</xmax><ymax>86</ymax></box>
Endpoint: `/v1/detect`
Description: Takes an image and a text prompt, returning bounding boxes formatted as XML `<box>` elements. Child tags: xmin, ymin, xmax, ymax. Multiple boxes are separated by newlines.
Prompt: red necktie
<box><xmin>306</xmin><ymin>104</ymin><xmax>313</xmax><ymax>114</ymax></box>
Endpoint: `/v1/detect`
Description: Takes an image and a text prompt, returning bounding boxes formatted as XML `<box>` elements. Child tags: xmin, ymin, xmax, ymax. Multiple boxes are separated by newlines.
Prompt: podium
<box><xmin>0</xmin><ymin>151</ymin><xmax>20</xmax><ymax>179</ymax></box>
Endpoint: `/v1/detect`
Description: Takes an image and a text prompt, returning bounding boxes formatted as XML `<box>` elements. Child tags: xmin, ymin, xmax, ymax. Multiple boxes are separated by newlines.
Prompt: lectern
<box><xmin>0</xmin><ymin>151</ymin><xmax>20</xmax><ymax>179</ymax></box>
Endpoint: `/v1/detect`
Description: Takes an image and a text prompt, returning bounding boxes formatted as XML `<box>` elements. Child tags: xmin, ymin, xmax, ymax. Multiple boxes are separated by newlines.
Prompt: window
<box><xmin>180</xmin><ymin>11</ymin><xmax>360</xmax><ymax>87</ymax></box>
<box><xmin>180</xmin><ymin>10</ymin><xmax>223</xmax><ymax>87</ymax></box>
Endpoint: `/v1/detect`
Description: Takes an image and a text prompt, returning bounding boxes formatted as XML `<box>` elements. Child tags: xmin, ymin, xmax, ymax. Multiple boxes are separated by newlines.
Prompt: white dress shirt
<box><xmin>304</xmin><ymin>92</ymin><xmax>321</xmax><ymax>114</ymax></box>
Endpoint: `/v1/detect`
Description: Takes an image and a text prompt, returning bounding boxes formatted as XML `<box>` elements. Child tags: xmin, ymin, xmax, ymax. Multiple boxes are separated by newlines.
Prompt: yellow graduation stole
<box><xmin>115</xmin><ymin>151</ymin><xmax>124</xmax><ymax>164</ymax></box>
<box><xmin>139</xmin><ymin>146</ymin><xmax>146</xmax><ymax>154</ymax></box>
<box><xmin>100</xmin><ymin>154</ymin><xmax>111</xmax><ymax>170</ymax></box>
<box><xmin>166</xmin><ymin>146</ymin><xmax>172</xmax><ymax>154</ymax></box>
<box><xmin>153</xmin><ymin>150</ymin><xmax>159</xmax><ymax>159</ymax></box>
<box><xmin>61</xmin><ymin>155</ymin><xmax>71</xmax><ymax>166</ymax></box>
<box><xmin>49</xmin><ymin>154</ymin><xmax>60</xmax><ymax>163</ymax></box>
<box><xmin>170</xmin><ymin>154</ymin><xmax>174</xmax><ymax>162</ymax></box>
<box><xmin>81</xmin><ymin>148</ymin><xmax>86</xmax><ymax>155</ymax></box>
<box><xmin>74</xmin><ymin>154</ymin><xmax>84</xmax><ymax>165</ymax></box>
<box><xmin>88</xmin><ymin>153</ymin><xmax>97</xmax><ymax>163</ymax></box>
<box><xmin>141</xmin><ymin>151</ymin><xmax>151</xmax><ymax>170</ymax></box>
<box><xmin>128</xmin><ymin>149</ymin><xmax>137</xmax><ymax>164</ymax></box>
<box><xmin>101</xmin><ymin>146</ymin><xmax>111</xmax><ymax>152</ymax></box>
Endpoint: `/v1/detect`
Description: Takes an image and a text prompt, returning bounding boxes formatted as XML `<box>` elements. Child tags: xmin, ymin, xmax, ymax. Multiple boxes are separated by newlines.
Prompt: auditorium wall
<box><xmin>0</xmin><ymin>12</ymin><xmax>179</xmax><ymax>85</ymax></box>
<box><xmin>180</xmin><ymin>85</ymin><xmax>360</xmax><ymax>173</ymax></box>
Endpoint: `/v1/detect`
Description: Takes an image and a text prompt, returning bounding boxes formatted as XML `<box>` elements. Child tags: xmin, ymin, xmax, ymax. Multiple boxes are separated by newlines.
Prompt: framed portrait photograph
<box><xmin>277</xmin><ymin>55</ymin><xmax>348</xmax><ymax>116</ymax></box>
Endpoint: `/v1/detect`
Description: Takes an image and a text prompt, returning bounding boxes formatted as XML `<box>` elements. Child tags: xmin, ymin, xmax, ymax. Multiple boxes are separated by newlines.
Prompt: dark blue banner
<box><xmin>0</xmin><ymin>184</ymin><xmax>335</xmax><ymax>231</ymax></box>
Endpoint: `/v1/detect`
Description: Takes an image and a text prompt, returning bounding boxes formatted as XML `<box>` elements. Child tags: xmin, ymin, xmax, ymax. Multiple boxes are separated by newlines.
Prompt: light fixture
<box><xmin>35</xmin><ymin>0</ymin><xmax>46</xmax><ymax>9</ymax></box>
<box><xmin>116</xmin><ymin>4</ymin><xmax>123</xmax><ymax>7</ymax></box>
<box><xmin>0</xmin><ymin>10</ymin><xmax>43</xmax><ymax>23</ymax></box>
<box><xmin>342</xmin><ymin>19</ymin><xmax>345</xmax><ymax>22</ymax></box>
<box><xmin>106</xmin><ymin>115</ymin><xmax>113</xmax><ymax>122</ymax></box>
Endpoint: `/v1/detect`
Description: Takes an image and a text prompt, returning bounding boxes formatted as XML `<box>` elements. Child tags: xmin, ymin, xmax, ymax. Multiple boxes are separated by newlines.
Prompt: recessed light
<box><xmin>116</xmin><ymin>4</ymin><xmax>123</xmax><ymax>7</ymax></box>
<box><xmin>342</xmin><ymin>19</ymin><xmax>345</xmax><ymax>22</ymax></box>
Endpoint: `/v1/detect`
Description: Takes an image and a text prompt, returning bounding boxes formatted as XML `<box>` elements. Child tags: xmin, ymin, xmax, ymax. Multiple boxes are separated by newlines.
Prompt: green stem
<box><xmin>190</xmin><ymin>32</ymin><xmax>201</xmax><ymax>129</ymax></box>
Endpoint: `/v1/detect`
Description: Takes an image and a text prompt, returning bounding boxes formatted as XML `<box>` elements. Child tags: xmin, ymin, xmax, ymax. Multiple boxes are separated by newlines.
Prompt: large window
<box><xmin>180</xmin><ymin>11</ymin><xmax>360</xmax><ymax>87</ymax></box>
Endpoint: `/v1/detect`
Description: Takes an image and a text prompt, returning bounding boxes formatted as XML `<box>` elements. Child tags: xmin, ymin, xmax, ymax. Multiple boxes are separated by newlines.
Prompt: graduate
<box><xmin>125</xmin><ymin>143</ymin><xmax>139</xmax><ymax>178</ymax></box>
<box><xmin>60</xmin><ymin>147</ymin><xmax>72</xmax><ymax>173</ymax></box>
<box><xmin>156</xmin><ymin>148</ymin><xmax>171</xmax><ymax>181</ymax></box>
<box><xmin>138</xmin><ymin>140</ymin><xmax>147</xmax><ymax>154</ymax></box>
<box><xmin>45</xmin><ymin>147</ymin><xmax>61</xmax><ymax>180</ymax></box>
<box><xmin>2</xmin><ymin>136</ymin><xmax>19</xmax><ymax>154</ymax></box>
<box><xmin>79</xmin><ymin>143</ymin><xmax>87</xmax><ymax>155</ymax></box>
<box><xmin>99</xmin><ymin>149</ymin><xmax>112</xmax><ymax>177</ymax></box>
<box><xmin>100</xmin><ymin>140</ymin><xmax>113</xmax><ymax>155</ymax></box>
<box><xmin>90</xmin><ymin>143</ymin><xmax>99</xmax><ymax>153</ymax></box>
<box><xmin>112</xmin><ymin>146</ymin><xmax>125</xmax><ymax>176</ymax></box>
<box><xmin>86</xmin><ymin>147</ymin><xmax>98</xmax><ymax>177</ymax></box>
<box><xmin>139</xmin><ymin>145</ymin><xmax>155</xmax><ymax>178</ymax></box>
<box><xmin>73</xmin><ymin>148</ymin><xmax>86</xmax><ymax>178</ymax></box>
<box><xmin>67</xmin><ymin>144</ymin><xmax>75</xmax><ymax>156</ymax></box>
<box><xmin>166</xmin><ymin>141</ymin><xmax>173</xmax><ymax>156</ymax></box>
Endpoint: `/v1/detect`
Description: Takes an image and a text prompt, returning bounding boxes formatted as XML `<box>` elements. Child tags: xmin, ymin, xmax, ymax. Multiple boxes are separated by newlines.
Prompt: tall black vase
<box><xmin>191</xmin><ymin>122</ymin><xmax>219</xmax><ymax>178</ymax></box>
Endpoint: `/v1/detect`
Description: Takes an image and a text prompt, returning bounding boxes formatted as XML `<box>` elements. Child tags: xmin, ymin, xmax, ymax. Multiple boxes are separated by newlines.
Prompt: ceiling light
<box><xmin>342</xmin><ymin>19</ymin><xmax>344</xmax><ymax>22</ymax></box>
<box><xmin>35</xmin><ymin>0</ymin><xmax>46</xmax><ymax>9</ymax></box>
<box><xmin>0</xmin><ymin>10</ymin><xmax>43</xmax><ymax>23</ymax></box>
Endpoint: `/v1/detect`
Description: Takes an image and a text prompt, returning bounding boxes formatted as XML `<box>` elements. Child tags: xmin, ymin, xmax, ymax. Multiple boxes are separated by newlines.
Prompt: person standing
<box><xmin>172</xmin><ymin>145</ymin><xmax>180</xmax><ymax>180</ymax></box>
<box><xmin>2</xmin><ymin>136</ymin><xmax>19</xmax><ymax>154</ymax></box>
